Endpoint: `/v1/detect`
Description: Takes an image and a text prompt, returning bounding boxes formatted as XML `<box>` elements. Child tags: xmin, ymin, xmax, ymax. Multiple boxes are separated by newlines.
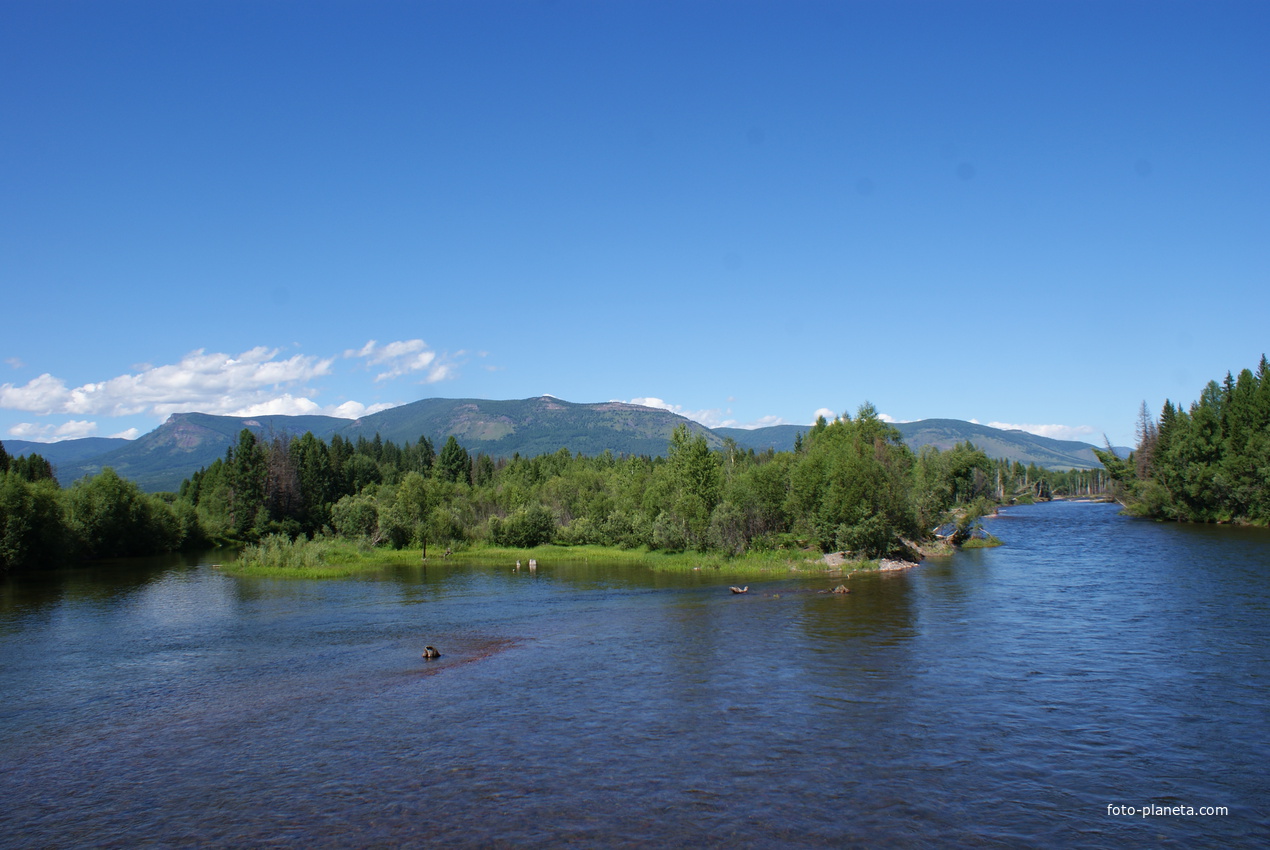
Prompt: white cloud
<box><xmin>813</xmin><ymin>407</ymin><xmax>836</xmax><ymax>423</ymax></box>
<box><xmin>4</xmin><ymin>357</ymin><xmax>24</xmax><ymax>370</ymax></box>
<box><xmin>7</xmin><ymin>419</ymin><xmax>99</xmax><ymax>442</ymax></box>
<box><xmin>1</xmin><ymin>344</ymin><xmax>434</xmax><ymax>439</ymax></box>
<box><xmin>619</xmin><ymin>397</ymin><xmax>791</xmax><ymax>430</ymax></box>
<box><xmin>225</xmin><ymin>395</ymin><xmax>398</xmax><ymax>420</ymax></box>
<box><xmin>0</xmin><ymin>348</ymin><xmax>335</xmax><ymax>419</ymax></box>
<box><xmin>329</xmin><ymin>400</ymin><xmax>397</xmax><ymax>419</ymax></box>
<box><xmin>110</xmin><ymin>428</ymin><xmax>141</xmax><ymax>440</ymax></box>
<box><xmin>624</xmin><ymin>397</ymin><xmax>736</xmax><ymax>429</ymax></box>
<box><xmin>346</xmin><ymin>339</ymin><xmax>455</xmax><ymax>383</ymax></box>
<box><xmin>57</xmin><ymin>420</ymin><xmax>98</xmax><ymax>439</ymax></box>
<box><xmin>228</xmin><ymin>394</ymin><xmax>324</xmax><ymax>417</ymax></box>
<box><xmin>0</xmin><ymin>373</ymin><xmax>70</xmax><ymax>414</ymax></box>
<box><xmin>424</xmin><ymin>362</ymin><xmax>457</xmax><ymax>383</ymax></box>
<box><xmin>985</xmin><ymin>421</ymin><xmax>1099</xmax><ymax>442</ymax></box>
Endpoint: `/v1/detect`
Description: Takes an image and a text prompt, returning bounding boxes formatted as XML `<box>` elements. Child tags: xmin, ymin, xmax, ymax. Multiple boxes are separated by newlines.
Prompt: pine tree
<box><xmin>437</xmin><ymin>436</ymin><xmax>471</xmax><ymax>484</ymax></box>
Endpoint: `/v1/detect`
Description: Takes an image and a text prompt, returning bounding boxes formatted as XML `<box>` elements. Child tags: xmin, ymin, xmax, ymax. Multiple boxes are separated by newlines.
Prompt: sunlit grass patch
<box><xmin>226</xmin><ymin>537</ymin><xmax>898</xmax><ymax>580</ymax></box>
<box><xmin>226</xmin><ymin>535</ymin><xmax>420</xmax><ymax>578</ymax></box>
<box><xmin>451</xmin><ymin>543</ymin><xmax>801</xmax><ymax>574</ymax></box>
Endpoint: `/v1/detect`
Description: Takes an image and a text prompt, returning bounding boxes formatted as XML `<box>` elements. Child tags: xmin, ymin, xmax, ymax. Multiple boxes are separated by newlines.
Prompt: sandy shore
<box><xmin>816</xmin><ymin>552</ymin><xmax>922</xmax><ymax>572</ymax></box>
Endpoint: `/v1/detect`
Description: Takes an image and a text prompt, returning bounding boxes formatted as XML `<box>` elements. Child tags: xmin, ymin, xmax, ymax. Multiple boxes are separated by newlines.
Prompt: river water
<box><xmin>1</xmin><ymin>501</ymin><xmax>1267</xmax><ymax>847</ymax></box>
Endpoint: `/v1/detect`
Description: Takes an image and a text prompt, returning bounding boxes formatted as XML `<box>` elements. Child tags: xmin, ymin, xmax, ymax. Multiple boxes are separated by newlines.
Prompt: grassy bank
<box><xmin>226</xmin><ymin>536</ymin><xmax>883</xmax><ymax>579</ymax></box>
<box><xmin>226</xmin><ymin>536</ymin><xmax>424</xmax><ymax>578</ymax></box>
<box><xmin>449</xmin><ymin>543</ymin><xmax>875</xmax><ymax>576</ymax></box>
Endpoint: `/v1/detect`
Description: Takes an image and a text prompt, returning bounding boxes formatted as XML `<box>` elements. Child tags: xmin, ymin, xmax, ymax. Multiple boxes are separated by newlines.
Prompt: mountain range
<box><xmin>4</xmin><ymin>396</ymin><xmax>1128</xmax><ymax>492</ymax></box>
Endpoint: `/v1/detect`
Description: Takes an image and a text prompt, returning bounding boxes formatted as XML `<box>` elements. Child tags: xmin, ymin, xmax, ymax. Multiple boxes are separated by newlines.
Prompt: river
<box><xmin>1</xmin><ymin>501</ymin><xmax>1267</xmax><ymax>847</ymax></box>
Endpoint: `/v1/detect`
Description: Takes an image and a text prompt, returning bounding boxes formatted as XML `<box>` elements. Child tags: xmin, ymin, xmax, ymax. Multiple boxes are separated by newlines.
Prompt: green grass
<box><xmin>225</xmin><ymin>538</ymin><xmax>880</xmax><ymax>579</ymax></box>
<box><xmin>226</xmin><ymin>535</ymin><xmax>423</xmax><ymax>578</ymax></box>
<box><xmin>444</xmin><ymin>542</ymin><xmax>853</xmax><ymax>576</ymax></box>
<box><xmin>960</xmin><ymin>534</ymin><xmax>1004</xmax><ymax>549</ymax></box>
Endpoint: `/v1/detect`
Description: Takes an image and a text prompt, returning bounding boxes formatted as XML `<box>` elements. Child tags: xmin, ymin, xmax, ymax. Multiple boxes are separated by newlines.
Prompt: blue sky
<box><xmin>2</xmin><ymin>1</ymin><xmax>1266</xmax><ymax>449</ymax></box>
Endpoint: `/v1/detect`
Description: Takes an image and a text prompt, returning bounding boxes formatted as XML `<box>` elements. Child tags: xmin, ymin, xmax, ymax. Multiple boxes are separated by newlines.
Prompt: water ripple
<box><xmin>2</xmin><ymin>503</ymin><xmax>1268</xmax><ymax>847</ymax></box>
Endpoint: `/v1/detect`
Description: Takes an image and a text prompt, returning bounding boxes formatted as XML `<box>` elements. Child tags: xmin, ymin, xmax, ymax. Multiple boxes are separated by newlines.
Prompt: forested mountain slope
<box><xmin>11</xmin><ymin>397</ymin><xmax>1122</xmax><ymax>491</ymax></box>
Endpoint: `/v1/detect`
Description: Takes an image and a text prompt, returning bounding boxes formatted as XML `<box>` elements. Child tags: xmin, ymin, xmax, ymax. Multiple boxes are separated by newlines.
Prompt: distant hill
<box><xmin>23</xmin><ymin>412</ymin><xmax>350</xmax><ymax>492</ymax></box>
<box><xmin>2</xmin><ymin>437</ymin><xmax>131</xmax><ymax>466</ymax></box>
<box><xmin>720</xmin><ymin>419</ymin><xmax>1126</xmax><ymax>469</ymax></box>
<box><xmin>714</xmin><ymin>425</ymin><xmax>805</xmax><ymax>453</ymax></box>
<box><xmin>342</xmin><ymin>396</ymin><xmax>720</xmax><ymax>458</ymax></box>
<box><xmin>5</xmin><ymin>397</ymin><xmax>1129</xmax><ymax>492</ymax></box>
<box><xmin>892</xmin><ymin>419</ymin><xmax>1123</xmax><ymax>470</ymax></box>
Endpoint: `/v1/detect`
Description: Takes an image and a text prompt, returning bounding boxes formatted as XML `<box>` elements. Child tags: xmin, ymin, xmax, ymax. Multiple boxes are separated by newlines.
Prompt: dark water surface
<box><xmin>2</xmin><ymin>502</ymin><xmax>1268</xmax><ymax>847</ymax></box>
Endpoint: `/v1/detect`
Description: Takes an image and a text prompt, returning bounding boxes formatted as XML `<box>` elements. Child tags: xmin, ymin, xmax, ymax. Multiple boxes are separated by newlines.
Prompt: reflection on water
<box><xmin>2</xmin><ymin>503</ymin><xmax>1268</xmax><ymax>848</ymax></box>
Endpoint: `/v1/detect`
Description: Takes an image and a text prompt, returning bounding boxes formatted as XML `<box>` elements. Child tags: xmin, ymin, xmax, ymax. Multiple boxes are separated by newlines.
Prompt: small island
<box><xmin>215</xmin><ymin>406</ymin><xmax>1023</xmax><ymax>579</ymax></box>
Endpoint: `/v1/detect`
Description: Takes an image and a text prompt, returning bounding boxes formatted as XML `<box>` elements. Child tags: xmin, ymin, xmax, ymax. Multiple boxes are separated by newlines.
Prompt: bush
<box><xmin>491</xmin><ymin>504</ymin><xmax>556</xmax><ymax>548</ymax></box>
<box><xmin>235</xmin><ymin>534</ymin><xmax>379</xmax><ymax>570</ymax></box>
<box><xmin>0</xmin><ymin>475</ymin><xmax>68</xmax><ymax>570</ymax></box>
<box><xmin>558</xmin><ymin>516</ymin><xmax>600</xmax><ymax>546</ymax></box>
<box><xmin>331</xmin><ymin>493</ymin><xmax>380</xmax><ymax>541</ymax></box>
<box><xmin>833</xmin><ymin>513</ymin><xmax>894</xmax><ymax>558</ymax></box>
<box><xmin>651</xmin><ymin>511</ymin><xmax>687</xmax><ymax>552</ymax></box>
<box><xmin>66</xmin><ymin>469</ymin><xmax>185</xmax><ymax>559</ymax></box>
<box><xmin>707</xmin><ymin>501</ymin><xmax>747</xmax><ymax>556</ymax></box>
<box><xmin>598</xmin><ymin>511</ymin><xmax>648</xmax><ymax>549</ymax></box>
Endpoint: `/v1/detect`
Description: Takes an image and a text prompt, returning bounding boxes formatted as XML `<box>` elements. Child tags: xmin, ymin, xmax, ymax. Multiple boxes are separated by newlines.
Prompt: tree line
<box><xmin>1097</xmin><ymin>356</ymin><xmax>1270</xmax><ymax>523</ymax></box>
<box><xmin>2</xmin><ymin>402</ymin><xmax>1110</xmax><ymax>572</ymax></box>
<box><xmin>0</xmin><ymin>442</ymin><xmax>205</xmax><ymax>571</ymax></box>
<box><xmin>174</xmin><ymin>402</ymin><xmax>1098</xmax><ymax>557</ymax></box>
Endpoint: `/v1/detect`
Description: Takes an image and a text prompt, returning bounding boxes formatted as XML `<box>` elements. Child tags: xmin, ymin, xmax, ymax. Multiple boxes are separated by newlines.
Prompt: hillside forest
<box><xmin>1097</xmin><ymin>356</ymin><xmax>1270</xmax><ymax>524</ymax></box>
<box><xmin>2</xmin><ymin>403</ymin><xmax>1114</xmax><ymax>573</ymax></box>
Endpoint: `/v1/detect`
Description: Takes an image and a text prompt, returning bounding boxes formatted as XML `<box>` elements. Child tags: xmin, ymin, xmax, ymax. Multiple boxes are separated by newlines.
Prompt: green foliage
<box><xmin>238</xmin><ymin>533</ymin><xmax>332</xmax><ymax>571</ymax></box>
<box><xmin>473</xmin><ymin>453</ymin><xmax>496</xmax><ymax>487</ymax></box>
<box><xmin>0</xmin><ymin>474</ymin><xmax>67</xmax><ymax>570</ymax></box>
<box><xmin>160</xmin><ymin>397</ymin><xmax>1129</xmax><ymax>568</ymax></box>
<box><xmin>291</xmin><ymin>431</ymin><xmax>337</xmax><ymax>531</ymax></box>
<box><xmin>1100</xmin><ymin>356</ymin><xmax>1270</xmax><ymax>524</ymax></box>
<box><xmin>7</xmin><ymin>452</ymin><xmax>56</xmax><ymax>483</ymax></box>
<box><xmin>959</xmin><ymin>534</ymin><xmax>1003</xmax><ymax>549</ymax></box>
<box><xmin>437</xmin><ymin>435</ymin><xmax>471</xmax><ymax>484</ymax></box>
<box><xmin>4</xmin><ymin>458</ymin><xmax>205</xmax><ymax>571</ymax></box>
<box><xmin>331</xmin><ymin>492</ymin><xmax>381</xmax><ymax>542</ymax></box>
<box><xmin>381</xmin><ymin>471</ymin><xmax>432</xmax><ymax>549</ymax></box>
<box><xmin>707</xmin><ymin>500</ymin><xmax>748</xmax><ymax>556</ymax></box>
<box><xmin>65</xmin><ymin>468</ymin><xmax>186</xmax><ymax>559</ymax></box>
<box><xmin>226</xmin><ymin>430</ymin><xmax>267</xmax><ymax>538</ymax></box>
<box><xmin>490</xmin><ymin>504</ymin><xmax>556</xmax><ymax>548</ymax></box>
<box><xmin>912</xmin><ymin>442</ymin><xmax>996</xmax><ymax>528</ymax></box>
<box><xmin>233</xmin><ymin>534</ymin><xmax>384</xmax><ymax>577</ymax></box>
<box><xmin>784</xmin><ymin>404</ymin><xmax>919</xmax><ymax>557</ymax></box>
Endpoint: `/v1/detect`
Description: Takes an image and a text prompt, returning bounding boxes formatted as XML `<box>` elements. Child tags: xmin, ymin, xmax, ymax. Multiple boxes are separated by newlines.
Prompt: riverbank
<box><xmin>224</xmin><ymin>537</ymin><xmax>901</xmax><ymax>580</ymax></box>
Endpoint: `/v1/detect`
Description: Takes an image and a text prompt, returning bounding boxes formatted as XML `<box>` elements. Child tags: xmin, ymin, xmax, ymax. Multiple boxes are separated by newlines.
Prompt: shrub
<box><xmin>491</xmin><ymin>504</ymin><xmax>556</xmax><ymax>548</ymax></box>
